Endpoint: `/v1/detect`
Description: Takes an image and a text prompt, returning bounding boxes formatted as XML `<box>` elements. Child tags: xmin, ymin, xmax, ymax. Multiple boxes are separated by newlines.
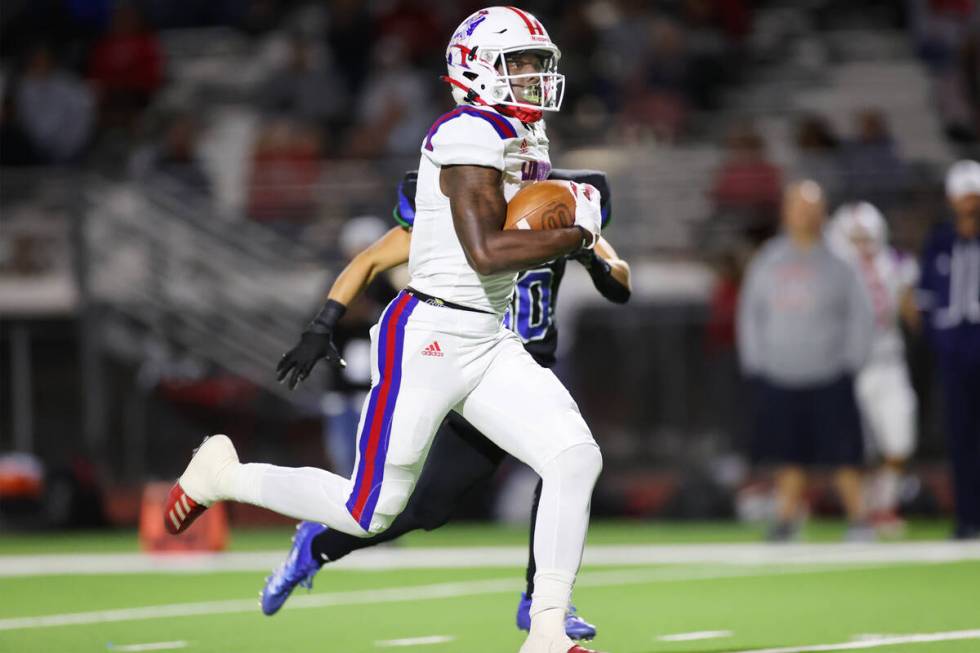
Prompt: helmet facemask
<box><xmin>477</xmin><ymin>46</ymin><xmax>564</xmax><ymax>112</ymax></box>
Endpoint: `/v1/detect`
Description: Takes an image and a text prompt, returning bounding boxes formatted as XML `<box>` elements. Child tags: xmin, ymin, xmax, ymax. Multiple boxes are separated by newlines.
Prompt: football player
<box><xmin>918</xmin><ymin>160</ymin><xmax>980</xmax><ymax>540</ymax></box>
<box><xmin>828</xmin><ymin>202</ymin><xmax>919</xmax><ymax>534</ymax></box>
<box><xmin>264</xmin><ymin>168</ymin><xmax>629</xmax><ymax>642</ymax></box>
<box><xmin>166</xmin><ymin>8</ymin><xmax>613</xmax><ymax>652</ymax></box>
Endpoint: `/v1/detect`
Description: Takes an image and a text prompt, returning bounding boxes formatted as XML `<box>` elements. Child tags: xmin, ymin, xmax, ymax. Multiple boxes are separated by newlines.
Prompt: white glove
<box><xmin>572</xmin><ymin>182</ymin><xmax>601</xmax><ymax>250</ymax></box>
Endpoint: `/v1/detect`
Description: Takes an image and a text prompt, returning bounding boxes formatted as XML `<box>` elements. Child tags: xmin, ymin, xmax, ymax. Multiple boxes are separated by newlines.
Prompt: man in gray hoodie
<box><xmin>737</xmin><ymin>180</ymin><xmax>875</xmax><ymax>541</ymax></box>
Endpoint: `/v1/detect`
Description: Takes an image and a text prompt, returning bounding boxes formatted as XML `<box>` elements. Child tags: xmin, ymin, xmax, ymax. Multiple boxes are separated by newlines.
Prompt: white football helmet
<box><xmin>444</xmin><ymin>7</ymin><xmax>564</xmax><ymax>115</ymax></box>
<box><xmin>830</xmin><ymin>201</ymin><xmax>888</xmax><ymax>256</ymax></box>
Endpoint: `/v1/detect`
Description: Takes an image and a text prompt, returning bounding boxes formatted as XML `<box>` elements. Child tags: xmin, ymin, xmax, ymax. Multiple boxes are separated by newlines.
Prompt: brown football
<box><xmin>504</xmin><ymin>180</ymin><xmax>576</xmax><ymax>231</ymax></box>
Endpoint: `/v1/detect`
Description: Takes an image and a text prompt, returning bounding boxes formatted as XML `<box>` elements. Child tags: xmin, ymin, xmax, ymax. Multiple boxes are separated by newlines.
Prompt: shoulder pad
<box><xmin>393</xmin><ymin>170</ymin><xmax>418</xmax><ymax>230</ymax></box>
<box><xmin>421</xmin><ymin>107</ymin><xmax>516</xmax><ymax>170</ymax></box>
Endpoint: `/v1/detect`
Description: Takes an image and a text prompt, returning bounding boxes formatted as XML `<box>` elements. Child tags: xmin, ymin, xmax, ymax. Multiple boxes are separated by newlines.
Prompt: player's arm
<box><xmin>328</xmin><ymin>227</ymin><xmax>411</xmax><ymax>306</ymax></box>
<box><xmin>441</xmin><ymin>165</ymin><xmax>599</xmax><ymax>276</ymax></box>
<box><xmin>575</xmin><ymin>236</ymin><xmax>631</xmax><ymax>303</ymax></box>
<box><xmin>276</xmin><ymin>227</ymin><xmax>411</xmax><ymax>390</ymax></box>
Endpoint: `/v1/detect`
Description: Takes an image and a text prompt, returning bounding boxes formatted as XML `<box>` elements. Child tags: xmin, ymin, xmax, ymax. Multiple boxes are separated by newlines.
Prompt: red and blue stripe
<box><xmin>346</xmin><ymin>291</ymin><xmax>420</xmax><ymax>530</ymax></box>
<box><xmin>424</xmin><ymin>107</ymin><xmax>517</xmax><ymax>151</ymax></box>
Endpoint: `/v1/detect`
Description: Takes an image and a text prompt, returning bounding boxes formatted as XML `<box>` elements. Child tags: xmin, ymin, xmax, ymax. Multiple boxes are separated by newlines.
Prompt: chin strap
<box><xmin>494</xmin><ymin>103</ymin><xmax>543</xmax><ymax>124</ymax></box>
<box><xmin>440</xmin><ymin>76</ymin><xmax>544</xmax><ymax>124</ymax></box>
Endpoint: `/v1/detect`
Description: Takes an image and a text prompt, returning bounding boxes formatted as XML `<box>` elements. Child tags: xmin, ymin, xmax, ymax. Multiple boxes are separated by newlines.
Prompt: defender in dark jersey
<box><xmin>265</xmin><ymin>170</ymin><xmax>631</xmax><ymax>639</ymax></box>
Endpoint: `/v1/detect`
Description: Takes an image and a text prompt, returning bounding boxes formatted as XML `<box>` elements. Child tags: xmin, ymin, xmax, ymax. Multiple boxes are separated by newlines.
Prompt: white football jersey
<box><xmin>408</xmin><ymin>106</ymin><xmax>551</xmax><ymax>315</ymax></box>
<box><xmin>853</xmin><ymin>247</ymin><xmax>919</xmax><ymax>364</ymax></box>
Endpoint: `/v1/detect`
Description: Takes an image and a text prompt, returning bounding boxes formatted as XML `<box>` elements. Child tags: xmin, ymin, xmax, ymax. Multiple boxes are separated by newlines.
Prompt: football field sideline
<box><xmin>2</xmin><ymin>540</ymin><xmax>979</xmax><ymax>577</ymax></box>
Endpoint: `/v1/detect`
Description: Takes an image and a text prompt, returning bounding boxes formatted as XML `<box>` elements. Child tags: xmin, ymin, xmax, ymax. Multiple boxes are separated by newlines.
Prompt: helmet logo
<box><xmin>504</xmin><ymin>6</ymin><xmax>545</xmax><ymax>36</ymax></box>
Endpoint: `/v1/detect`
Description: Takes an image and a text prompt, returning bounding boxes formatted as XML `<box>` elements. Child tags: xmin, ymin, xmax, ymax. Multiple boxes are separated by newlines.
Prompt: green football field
<box><xmin>1</xmin><ymin>520</ymin><xmax>978</xmax><ymax>653</ymax></box>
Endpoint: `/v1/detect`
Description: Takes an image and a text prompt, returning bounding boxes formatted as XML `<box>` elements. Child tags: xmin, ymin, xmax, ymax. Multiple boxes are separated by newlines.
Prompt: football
<box><xmin>504</xmin><ymin>180</ymin><xmax>577</xmax><ymax>231</ymax></box>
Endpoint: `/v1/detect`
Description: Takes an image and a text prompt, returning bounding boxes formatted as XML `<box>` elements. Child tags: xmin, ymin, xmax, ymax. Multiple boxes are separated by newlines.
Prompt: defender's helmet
<box><xmin>444</xmin><ymin>7</ymin><xmax>564</xmax><ymax>116</ymax></box>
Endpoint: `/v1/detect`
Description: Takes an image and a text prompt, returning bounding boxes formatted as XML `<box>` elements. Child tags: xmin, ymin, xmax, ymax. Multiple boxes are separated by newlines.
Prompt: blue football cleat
<box><xmin>515</xmin><ymin>592</ymin><xmax>597</xmax><ymax>641</ymax></box>
<box><xmin>260</xmin><ymin>521</ymin><xmax>326</xmax><ymax>616</ymax></box>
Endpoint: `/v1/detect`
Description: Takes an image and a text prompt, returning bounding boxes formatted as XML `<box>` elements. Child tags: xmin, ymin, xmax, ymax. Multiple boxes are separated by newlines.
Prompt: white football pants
<box><xmin>223</xmin><ymin>291</ymin><xmax>601</xmax><ymax>614</ymax></box>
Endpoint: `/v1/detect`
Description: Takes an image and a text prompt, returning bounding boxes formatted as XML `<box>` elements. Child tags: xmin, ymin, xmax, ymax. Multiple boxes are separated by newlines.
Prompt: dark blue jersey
<box><xmin>393</xmin><ymin>168</ymin><xmax>614</xmax><ymax>368</ymax></box>
<box><xmin>918</xmin><ymin>221</ymin><xmax>980</xmax><ymax>363</ymax></box>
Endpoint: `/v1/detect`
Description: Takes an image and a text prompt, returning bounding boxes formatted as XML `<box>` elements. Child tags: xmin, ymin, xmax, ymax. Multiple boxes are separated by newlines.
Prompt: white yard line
<box><xmin>1</xmin><ymin>541</ymin><xmax>978</xmax><ymax>577</ymax></box>
<box><xmin>107</xmin><ymin>642</ymin><xmax>189</xmax><ymax>652</ymax></box>
<box><xmin>376</xmin><ymin>636</ymin><xmax>455</xmax><ymax>647</ymax></box>
<box><xmin>0</xmin><ymin>563</ymin><xmax>898</xmax><ymax>632</ymax></box>
<box><xmin>659</xmin><ymin>630</ymin><xmax>734</xmax><ymax>641</ymax></box>
<box><xmin>726</xmin><ymin>629</ymin><xmax>980</xmax><ymax>653</ymax></box>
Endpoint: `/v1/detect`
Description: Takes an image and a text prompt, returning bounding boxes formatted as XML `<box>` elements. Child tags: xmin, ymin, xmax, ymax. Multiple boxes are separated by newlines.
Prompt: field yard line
<box><xmin>375</xmin><ymin>635</ymin><xmax>455</xmax><ymax>647</ymax></box>
<box><xmin>0</xmin><ymin>562</ymin><xmax>920</xmax><ymax>632</ymax></box>
<box><xmin>1</xmin><ymin>541</ymin><xmax>978</xmax><ymax>577</ymax></box>
<box><xmin>726</xmin><ymin>629</ymin><xmax>980</xmax><ymax>653</ymax></box>
<box><xmin>107</xmin><ymin>642</ymin><xmax>188</xmax><ymax>652</ymax></box>
<box><xmin>659</xmin><ymin>630</ymin><xmax>734</xmax><ymax>641</ymax></box>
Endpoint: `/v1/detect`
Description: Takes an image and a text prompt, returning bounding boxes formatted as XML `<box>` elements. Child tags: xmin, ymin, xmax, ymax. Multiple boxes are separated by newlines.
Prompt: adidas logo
<box><xmin>421</xmin><ymin>341</ymin><xmax>444</xmax><ymax>357</ymax></box>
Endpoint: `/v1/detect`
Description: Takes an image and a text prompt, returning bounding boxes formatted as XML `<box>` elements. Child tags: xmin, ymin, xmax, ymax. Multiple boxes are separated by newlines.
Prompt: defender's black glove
<box><xmin>574</xmin><ymin>250</ymin><xmax>630</xmax><ymax>304</ymax></box>
<box><xmin>277</xmin><ymin>299</ymin><xmax>347</xmax><ymax>390</ymax></box>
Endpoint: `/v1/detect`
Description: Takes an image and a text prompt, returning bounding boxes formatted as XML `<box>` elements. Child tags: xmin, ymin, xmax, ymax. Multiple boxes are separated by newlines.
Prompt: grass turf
<box><xmin>1</xmin><ymin>521</ymin><xmax>978</xmax><ymax>653</ymax></box>
<box><xmin>0</xmin><ymin>519</ymin><xmax>956</xmax><ymax>555</ymax></box>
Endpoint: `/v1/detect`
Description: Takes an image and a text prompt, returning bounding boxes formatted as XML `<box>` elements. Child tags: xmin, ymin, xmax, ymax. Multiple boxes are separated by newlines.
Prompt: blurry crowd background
<box><xmin>0</xmin><ymin>0</ymin><xmax>978</xmax><ymax>530</ymax></box>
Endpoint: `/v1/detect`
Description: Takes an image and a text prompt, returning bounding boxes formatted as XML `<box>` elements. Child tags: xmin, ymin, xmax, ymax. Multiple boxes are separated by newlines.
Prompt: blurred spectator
<box><xmin>258</xmin><ymin>36</ymin><xmax>347</xmax><ymax>129</ymax></box>
<box><xmin>737</xmin><ymin>181</ymin><xmax>875</xmax><ymax>541</ymax></box>
<box><xmin>909</xmin><ymin>0</ymin><xmax>978</xmax><ymax>142</ymax></box>
<box><xmin>87</xmin><ymin>3</ymin><xmax>164</xmax><ymax>127</ymax></box>
<box><xmin>347</xmin><ymin>36</ymin><xmax>435</xmax><ymax>158</ymax></box>
<box><xmin>14</xmin><ymin>45</ymin><xmax>94</xmax><ymax>163</ymax></box>
<box><xmin>711</xmin><ymin>123</ymin><xmax>784</xmax><ymax>243</ymax></box>
<box><xmin>917</xmin><ymin>160</ymin><xmax>980</xmax><ymax>540</ymax></box>
<box><xmin>130</xmin><ymin>112</ymin><xmax>210</xmax><ymax>198</ymax></box>
<box><xmin>842</xmin><ymin>110</ymin><xmax>909</xmax><ymax>209</ymax></box>
<box><xmin>325</xmin><ymin>0</ymin><xmax>375</xmax><ymax>98</ymax></box>
<box><xmin>376</xmin><ymin>0</ymin><xmax>445</xmax><ymax>65</ymax></box>
<box><xmin>622</xmin><ymin>17</ymin><xmax>690</xmax><ymax>141</ymax></box>
<box><xmin>0</xmin><ymin>90</ymin><xmax>39</xmax><ymax>166</ymax></box>
<box><xmin>828</xmin><ymin>202</ymin><xmax>920</xmax><ymax>535</ymax></box>
<box><xmin>682</xmin><ymin>0</ymin><xmax>742</xmax><ymax>110</ymax></box>
<box><xmin>247</xmin><ymin>119</ymin><xmax>322</xmax><ymax>232</ymax></box>
<box><xmin>793</xmin><ymin>115</ymin><xmax>844</xmax><ymax>205</ymax></box>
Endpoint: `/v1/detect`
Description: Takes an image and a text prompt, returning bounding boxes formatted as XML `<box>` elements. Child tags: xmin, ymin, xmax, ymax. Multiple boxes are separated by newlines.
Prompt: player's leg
<box><xmin>262</xmin><ymin>411</ymin><xmax>505</xmax><ymax>615</ymax></box>
<box><xmin>167</xmin><ymin>292</ymin><xmax>457</xmax><ymax>539</ymax></box>
<box><xmin>862</xmin><ymin>364</ymin><xmax>916</xmax><ymax>531</ymax></box>
<box><xmin>762</xmin><ymin>381</ymin><xmax>808</xmax><ymax>540</ymax></box>
<box><xmin>942</xmin><ymin>360</ymin><xmax>980</xmax><ymax>538</ymax></box>
<box><xmin>458</xmin><ymin>335</ymin><xmax>601</xmax><ymax>652</ymax></box>
<box><xmin>516</xmin><ymin>479</ymin><xmax>598</xmax><ymax>641</ymax></box>
<box><xmin>818</xmin><ymin>375</ymin><xmax>872</xmax><ymax>540</ymax></box>
<box><xmin>311</xmin><ymin>412</ymin><xmax>506</xmax><ymax>563</ymax></box>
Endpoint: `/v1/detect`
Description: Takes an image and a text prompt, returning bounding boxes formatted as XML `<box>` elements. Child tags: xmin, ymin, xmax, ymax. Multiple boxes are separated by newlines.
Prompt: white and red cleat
<box><xmin>164</xmin><ymin>483</ymin><xmax>206</xmax><ymax>535</ymax></box>
<box><xmin>521</xmin><ymin>637</ymin><xmax>606</xmax><ymax>653</ymax></box>
<box><xmin>164</xmin><ymin>434</ymin><xmax>239</xmax><ymax>535</ymax></box>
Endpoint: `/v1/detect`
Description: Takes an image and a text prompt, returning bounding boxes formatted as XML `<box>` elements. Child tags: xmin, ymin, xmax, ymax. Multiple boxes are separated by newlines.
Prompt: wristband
<box><xmin>574</xmin><ymin>225</ymin><xmax>598</xmax><ymax>251</ymax></box>
<box><xmin>307</xmin><ymin>299</ymin><xmax>347</xmax><ymax>334</ymax></box>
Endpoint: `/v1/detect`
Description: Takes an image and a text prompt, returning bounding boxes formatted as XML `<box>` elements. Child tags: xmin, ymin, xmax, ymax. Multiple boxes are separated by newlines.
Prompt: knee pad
<box><xmin>544</xmin><ymin>442</ymin><xmax>603</xmax><ymax>487</ymax></box>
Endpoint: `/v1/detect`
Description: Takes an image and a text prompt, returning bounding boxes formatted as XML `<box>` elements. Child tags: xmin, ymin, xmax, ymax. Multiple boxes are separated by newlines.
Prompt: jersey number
<box><xmin>504</xmin><ymin>269</ymin><xmax>554</xmax><ymax>342</ymax></box>
<box><xmin>935</xmin><ymin>245</ymin><xmax>980</xmax><ymax>328</ymax></box>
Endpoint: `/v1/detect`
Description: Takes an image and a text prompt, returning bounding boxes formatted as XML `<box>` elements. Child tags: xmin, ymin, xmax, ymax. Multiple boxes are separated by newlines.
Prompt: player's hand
<box><xmin>276</xmin><ymin>331</ymin><xmax>346</xmax><ymax>390</ymax></box>
<box><xmin>572</xmin><ymin>182</ymin><xmax>602</xmax><ymax>249</ymax></box>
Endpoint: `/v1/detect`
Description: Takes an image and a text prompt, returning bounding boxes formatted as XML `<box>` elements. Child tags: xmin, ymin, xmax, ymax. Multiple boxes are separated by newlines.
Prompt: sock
<box><xmin>529</xmin><ymin>606</ymin><xmax>566</xmax><ymax>639</ymax></box>
<box><xmin>876</xmin><ymin>468</ymin><xmax>901</xmax><ymax>514</ymax></box>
